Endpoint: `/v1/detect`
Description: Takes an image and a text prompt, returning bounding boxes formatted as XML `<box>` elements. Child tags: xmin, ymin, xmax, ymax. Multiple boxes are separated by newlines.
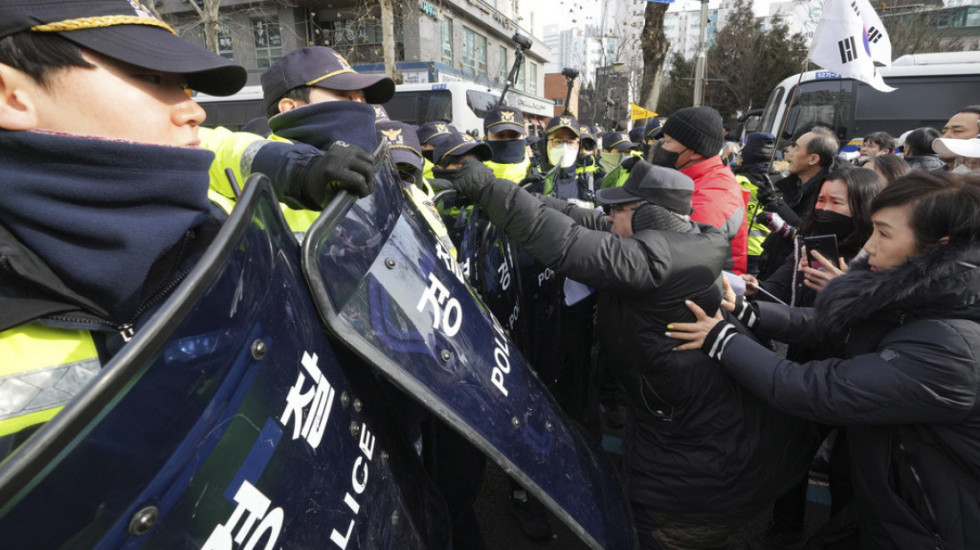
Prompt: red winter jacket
<box><xmin>681</xmin><ymin>157</ymin><xmax>748</xmax><ymax>273</ymax></box>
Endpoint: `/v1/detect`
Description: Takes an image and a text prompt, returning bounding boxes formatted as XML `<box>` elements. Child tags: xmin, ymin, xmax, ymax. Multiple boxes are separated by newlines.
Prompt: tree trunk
<box><xmin>640</xmin><ymin>2</ymin><xmax>670</xmax><ymax>112</ymax></box>
<box><xmin>188</xmin><ymin>0</ymin><xmax>222</xmax><ymax>54</ymax></box>
<box><xmin>379</xmin><ymin>0</ymin><xmax>398</xmax><ymax>80</ymax></box>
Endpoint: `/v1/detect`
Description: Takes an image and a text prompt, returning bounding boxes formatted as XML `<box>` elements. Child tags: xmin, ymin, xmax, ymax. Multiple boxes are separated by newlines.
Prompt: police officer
<box><xmin>539</xmin><ymin>115</ymin><xmax>591</xmax><ymax>206</ymax></box>
<box><xmin>482</xmin><ymin>105</ymin><xmax>533</xmax><ymax>183</ymax></box>
<box><xmin>597</xmin><ymin>131</ymin><xmax>640</xmax><ymax>190</ymax></box>
<box><xmin>0</xmin><ymin>0</ymin><xmax>246</xmax><ymax>453</ymax></box>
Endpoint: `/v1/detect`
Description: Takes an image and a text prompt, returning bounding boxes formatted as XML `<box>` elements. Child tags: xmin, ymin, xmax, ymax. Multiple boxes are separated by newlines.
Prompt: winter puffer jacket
<box><xmin>718</xmin><ymin>243</ymin><xmax>980</xmax><ymax>549</ymax></box>
<box><xmin>465</xmin><ymin>177</ymin><xmax>816</xmax><ymax>515</ymax></box>
<box><xmin>680</xmin><ymin>157</ymin><xmax>749</xmax><ymax>274</ymax></box>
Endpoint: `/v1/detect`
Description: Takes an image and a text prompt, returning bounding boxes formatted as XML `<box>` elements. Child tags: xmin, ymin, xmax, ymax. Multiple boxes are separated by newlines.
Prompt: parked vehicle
<box><xmin>758</xmin><ymin>51</ymin><xmax>980</xmax><ymax>148</ymax></box>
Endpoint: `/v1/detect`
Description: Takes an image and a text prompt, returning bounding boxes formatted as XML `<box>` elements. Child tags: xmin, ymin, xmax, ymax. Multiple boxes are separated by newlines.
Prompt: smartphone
<box><xmin>803</xmin><ymin>234</ymin><xmax>839</xmax><ymax>270</ymax></box>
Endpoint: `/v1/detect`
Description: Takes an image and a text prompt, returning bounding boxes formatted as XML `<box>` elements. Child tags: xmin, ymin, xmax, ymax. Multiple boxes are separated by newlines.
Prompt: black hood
<box><xmin>815</xmin><ymin>242</ymin><xmax>980</xmax><ymax>330</ymax></box>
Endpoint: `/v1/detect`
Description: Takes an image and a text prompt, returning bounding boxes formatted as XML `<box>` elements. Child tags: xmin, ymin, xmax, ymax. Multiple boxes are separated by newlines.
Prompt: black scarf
<box><xmin>268</xmin><ymin>100</ymin><xmax>379</xmax><ymax>152</ymax></box>
<box><xmin>0</xmin><ymin>130</ymin><xmax>216</xmax><ymax>324</ymax></box>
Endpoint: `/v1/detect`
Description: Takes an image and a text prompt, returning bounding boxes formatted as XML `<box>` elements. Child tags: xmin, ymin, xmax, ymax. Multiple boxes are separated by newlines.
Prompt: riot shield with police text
<box><xmin>303</xmin><ymin>150</ymin><xmax>636</xmax><ymax>550</ymax></box>
<box><xmin>0</xmin><ymin>180</ymin><xmax>449</xmax><ymax>550</ymax></box>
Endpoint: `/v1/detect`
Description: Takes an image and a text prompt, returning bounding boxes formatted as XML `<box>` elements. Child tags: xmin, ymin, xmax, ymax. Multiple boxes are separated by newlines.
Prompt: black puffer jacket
<box><xmin>467</xmin><ymin>177</ymin><xmax>815</xmax><ymax>514</ymax></box>
<box><xmin>719</xmin><ymin>243</ymin><xmax>980</xmax><ymax>549</ymax></box>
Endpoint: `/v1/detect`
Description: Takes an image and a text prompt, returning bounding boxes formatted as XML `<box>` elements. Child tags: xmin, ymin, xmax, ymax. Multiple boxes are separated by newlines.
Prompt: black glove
<box><xmin>294</xmin><ymin>141</ymin><xmax>375</xmax><ymax>208</ymax></box>
<box><xmin>620</xmin><ymin>155</ymin><xmax>640</xmax><ymax>172</ymax></box>
<box><xmin>753</xmin><ymin>174</ymin><xmax>777</xmax><ymax>205</ymax></box>
<box><xmin>433</xmin><ymin>158</ymin><xmax>496</xmax><ymax>200</ymax></box>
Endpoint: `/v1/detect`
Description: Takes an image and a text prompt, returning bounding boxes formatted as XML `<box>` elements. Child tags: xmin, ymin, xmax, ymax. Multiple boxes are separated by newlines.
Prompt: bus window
<box><xmin>465</xmin><ymin>89</ymin><xmax>501</xmax><ymax>119</ymax></box>
<box><xmin>199</xmin><ymin>99</ymin><xmax>265</xmax><ymax>131</ymax></box>
<box><xmin>759</xmin><ymin>86</ymin><xmax>784</xmax><ymax>140</ymax></box>
<box><xmin>386</xmin><ymin>90</ymin><xmax>453</xmax><ymax>125</ymax></box>
<box><xmin>783</xmin><ymin>80</ymin><xmax>853</xmax><ymax>142</ymax></box>
<box><xmin>852</xmin><ymin>75</ymin><xmax>980</xmax><ymax>137</ymax></box>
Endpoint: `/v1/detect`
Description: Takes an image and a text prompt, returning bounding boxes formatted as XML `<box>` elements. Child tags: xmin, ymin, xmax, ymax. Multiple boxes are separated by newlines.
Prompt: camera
<box><xmin>561</xmin><ymin>67</ymin><xmax>580</xmax><ymax>79</ymax></box>
<box><xmin>512</xmin><ymin>33</ymin><xmax>533</xmax><ymax>50</ymax></box>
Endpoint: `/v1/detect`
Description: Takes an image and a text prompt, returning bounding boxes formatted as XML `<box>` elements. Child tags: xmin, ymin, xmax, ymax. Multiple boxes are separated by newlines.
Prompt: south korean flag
<box><xmin>809</xmin><ymin>0</ymin><xmax>894</xmax><ymax>92</ymax></box>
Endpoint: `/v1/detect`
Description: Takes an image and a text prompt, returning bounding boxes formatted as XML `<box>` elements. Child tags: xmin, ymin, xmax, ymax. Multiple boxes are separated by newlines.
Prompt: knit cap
<box><xmin>662</xmin><ymin>106</ymin><xmax>725</xmax><ymax>157</ymax></box>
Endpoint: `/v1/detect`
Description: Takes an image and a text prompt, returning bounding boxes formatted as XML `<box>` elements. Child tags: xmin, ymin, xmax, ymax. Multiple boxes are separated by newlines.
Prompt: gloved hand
<box><xmin>433</xmin><ymin>158</ymin><xmax>496</xmax><ymax>200</ymax></box>
<box><xmin>295</xmin><ymin>141</ymin><xmax>375</xmax><ymax>208</ymax></box>
<box><xmin>753</xmin><ymin>174</ymin><xmax>777</xmax><ymax>205</ymax></box>
<box><xmin>620</xmin><ymin>155</ymin><xmax>640</xmax><ymax>172</ymax></box>
<box><xmin>755</xmin><ymin>211</ymin><xmax>796</xmax><ymax>238</ymax></box>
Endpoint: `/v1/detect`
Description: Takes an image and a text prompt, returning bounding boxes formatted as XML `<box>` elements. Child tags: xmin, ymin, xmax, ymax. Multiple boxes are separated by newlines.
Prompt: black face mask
<box><xmin>422</xmin><ymin>149</ymin><xmax>435</xmax><ymax>162</ymax></box>
<box><xmin>650</xmin><ymin>145</ymin><xmax>681</xmax><ymax>169</ymax></box>
<box><xmin>815</xmin><ymin>209</ymin><xmax>854</xmax><ymax>239</ymax></box>
<box><xmin>486</xmin><ymin>139</ymin><xmax>527</xmax><ymax>164</ymax></box>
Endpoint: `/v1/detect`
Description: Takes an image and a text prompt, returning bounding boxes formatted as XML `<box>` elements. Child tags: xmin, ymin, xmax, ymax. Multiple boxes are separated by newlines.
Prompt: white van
<box><xmin>194</xmin><ymin>85</ymin><xmax>265</xmax><ymax>131</ymax></box>
<box><xmin>758</xmin><ymin>51</ymin><xmax>980</xmax><ymax>147</ymax></box>
<box><xmin>385</xmin><ymin>82</ymin><xmax>552</xmax><ymax>137</ymax></box>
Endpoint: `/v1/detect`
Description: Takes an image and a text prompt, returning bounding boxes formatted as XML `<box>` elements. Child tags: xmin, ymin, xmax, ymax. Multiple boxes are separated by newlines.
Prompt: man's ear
<box><xmin>277</xmin><ymin>97</ymin><xmax>302</xmax><ymax>114</ymax></box>
<box><xmin>0</xmin><ymin>63</ymin><xmax>41</xmax><ymax>131</ymax></box>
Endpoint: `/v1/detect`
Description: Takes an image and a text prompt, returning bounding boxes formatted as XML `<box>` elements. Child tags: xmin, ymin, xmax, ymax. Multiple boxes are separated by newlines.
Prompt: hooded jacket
<box><xmin>465</xmin><ymin>176</ymin><xmax>815</xmax><ymax>515</ymax></box>
<box><xmin>716</xmin><ymin>243</ymin><xmax>980</xmax><ymax>549</ymax></box>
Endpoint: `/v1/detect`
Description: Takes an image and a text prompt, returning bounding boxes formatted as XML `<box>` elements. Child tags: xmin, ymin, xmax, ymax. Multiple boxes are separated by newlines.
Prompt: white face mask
<box><xmin>599</xmin><ymin>151</ymin><xmax>624</xmax><ymax>172</ymax></box>
<box><xmin>548</xmin><ymin>144</ymin><xmax>578</xmax><ymax>168</ymax></box>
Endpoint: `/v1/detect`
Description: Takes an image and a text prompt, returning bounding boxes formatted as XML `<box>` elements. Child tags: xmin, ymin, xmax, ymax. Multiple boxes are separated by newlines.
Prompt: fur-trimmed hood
<box><xmin>815</xmin><ymin>242</ymin><xmax>980</xmax><ymax>330</ymax></box>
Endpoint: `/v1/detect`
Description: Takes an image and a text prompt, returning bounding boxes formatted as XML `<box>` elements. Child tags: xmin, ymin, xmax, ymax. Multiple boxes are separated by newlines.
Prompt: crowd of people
<box><xmin>2</xmin><ymin>2</ymin><xmax>980</xmax><ymax>549</ymax></box>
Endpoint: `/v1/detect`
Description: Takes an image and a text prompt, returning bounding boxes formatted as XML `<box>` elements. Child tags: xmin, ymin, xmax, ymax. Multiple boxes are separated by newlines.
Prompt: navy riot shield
<box><xmin>303</xmin><ymin>150</ymin><xmax>637</xmax><ymax>550</ymax></box>
<box><xmin>0</xmin><ymin>180</ymin><xmax>450</xmax><ymax>550</ymax></box>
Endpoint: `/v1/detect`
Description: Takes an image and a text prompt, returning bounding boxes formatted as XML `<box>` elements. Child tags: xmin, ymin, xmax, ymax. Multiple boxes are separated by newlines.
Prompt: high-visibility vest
<box><xmin>485</xmin><ymin>157</ymin><xmax>532</xmax><ymax>184</ymax></box>
<box><xmin>736</xmin><ymin>174</ymin><xmax>771</xmax><ymax>257</ymax></box>
<box><xmin>199</xmin><ymin>127</ymin><xmax>319</xmax><ymax>235</ymax></box>
<box><xmin>0</xmin><ymin>323</ymin><xmax>101</xmax><ymax>438</ymax></box>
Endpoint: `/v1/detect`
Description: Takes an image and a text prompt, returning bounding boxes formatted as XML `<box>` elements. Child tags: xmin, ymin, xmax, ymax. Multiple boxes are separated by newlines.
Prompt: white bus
<box><xmin>758</xmin><ymin>51</ymin><xmax>980</xmax><ymax>147</ymax></box>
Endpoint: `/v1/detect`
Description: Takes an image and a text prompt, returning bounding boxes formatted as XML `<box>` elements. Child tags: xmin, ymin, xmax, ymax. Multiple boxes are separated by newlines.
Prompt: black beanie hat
<box><xmin>662</xmin><ymin>106</ymin><xmax>725</xmax><ymax>158</ymax></box>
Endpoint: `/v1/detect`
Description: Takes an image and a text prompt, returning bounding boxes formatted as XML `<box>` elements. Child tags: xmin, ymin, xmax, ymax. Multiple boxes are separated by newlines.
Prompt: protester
<box><xmin>668</xmin><ymin>171</ymin><xmax>980</xmax><ymax>550</ymax></box>
<box><xmin>756</xmin><ymin>129</ymin><xmax>838</xmax><ymax>278</ymax></box>
<box><xmin>902</xmin><ymin>127</ymin><xmax>943</xmax><ymax>172</ymax></box>
<box><xmin>864</xmin><ymin>153</ymin><xmax>910</xmax><ymax>183</ymax></box>
<box><xmin>933</xmin><ymin>135</ymin><xmax>980</xmax><ymax>174</ymax></box>
<box><xmin>439</xmin><ymin>158</ymin><xmax>814</xmax><ymax>550</ymax></box>
<box><xmin>653</xmin><ymin>106</ymin><xmax>749</xmax><ymax>273</ymax></box>
<box><xmin>938</xmin><ymin>106</ymin><xmax>980</xmax><ymax>169</ymax></box>
<box><xmin>858</xmin><ymin>131</ymin><xmax>894</xmax><ymax>159</ymax></box>
<box><xmin>741</xmin><ymin>167</ymin><xmax>885</xmax><ymax>547</ymax></box>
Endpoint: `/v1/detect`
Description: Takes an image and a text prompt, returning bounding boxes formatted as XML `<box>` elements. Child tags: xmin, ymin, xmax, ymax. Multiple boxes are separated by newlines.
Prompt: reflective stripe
<box><xmin>0</xmin><ymin>323</ymin><xmax>100</xmax><ymax>437</ymax></box>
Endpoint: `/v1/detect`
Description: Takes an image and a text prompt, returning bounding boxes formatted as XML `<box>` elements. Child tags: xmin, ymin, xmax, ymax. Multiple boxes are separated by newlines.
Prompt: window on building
<box><xmin>515</xmin><ymin>61</ymin><xmax>526</xmax><ymax>91</ymax></box>
<box><xmin>218</xmin><ymin>23</ymin><xmax>234</xmax><ymax>59</ymax></box>
<box><xmin>528</xmin><ymin>62</ymin><xmax>538</xmax><ymax>95</ymax></box>
<box><xmin>252</xmin><ymin>16</ymin><xmax>282</xmax><ymax>69</ymax></box>
<box><xmin>555</xmin><ymin>98</ymin><xmax>564</xmax><ymax>107</ymax></box>
<box><xmin>441</xmin><ymin>17</ymin><xmax>454</xmax><ymax>65</ymax></box>
<box><xmin>499</xmin><ymin>45</ymin><xmax>508</xmax><ymax>83</ymax></box>
<box><xmin>462</xmin><ymin>26</ymin><xmax>488</xmax><ymax>77</ymax></box>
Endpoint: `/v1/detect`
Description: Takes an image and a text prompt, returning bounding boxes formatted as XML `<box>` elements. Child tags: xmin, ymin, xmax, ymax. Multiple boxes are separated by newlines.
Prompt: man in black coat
<box><xmin>441</xmin><ymin>158</ymin><xmax>815</xmax><ymax>550</ymax></box>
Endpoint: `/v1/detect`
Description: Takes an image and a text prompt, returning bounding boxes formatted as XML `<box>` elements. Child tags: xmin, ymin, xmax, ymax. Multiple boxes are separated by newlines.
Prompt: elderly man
<box><xmin>439</xmin><ymin>158</ymin><xmax>814</xmax><ymax>550</ymax></box>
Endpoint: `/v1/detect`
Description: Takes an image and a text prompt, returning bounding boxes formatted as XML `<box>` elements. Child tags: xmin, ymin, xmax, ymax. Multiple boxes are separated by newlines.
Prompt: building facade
<box><xmin>156</xmin><ymin>0</ymin><xmax>549</xmax><ymax>97</ymax></box>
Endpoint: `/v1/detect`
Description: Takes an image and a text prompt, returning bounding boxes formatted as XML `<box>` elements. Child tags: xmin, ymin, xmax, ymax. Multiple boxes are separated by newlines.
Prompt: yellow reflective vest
<box><xmin>198</xmin><ymin>126</ymin><xmax>319</xmax><ymax>233</ymax></box>
<box><xmin>485</xmin><ymin>156</ymin><xmax>532</xmax><ymax>184</ymax></box>
<box><xmin>736</xmin><ymin>174</ymin><xmax>770</xmax><ymax>257</ymax></box>
<box><xmin>0</xmin><ymin>323</ymin><xmax>100</xmax><ymax>439</ymax></box>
